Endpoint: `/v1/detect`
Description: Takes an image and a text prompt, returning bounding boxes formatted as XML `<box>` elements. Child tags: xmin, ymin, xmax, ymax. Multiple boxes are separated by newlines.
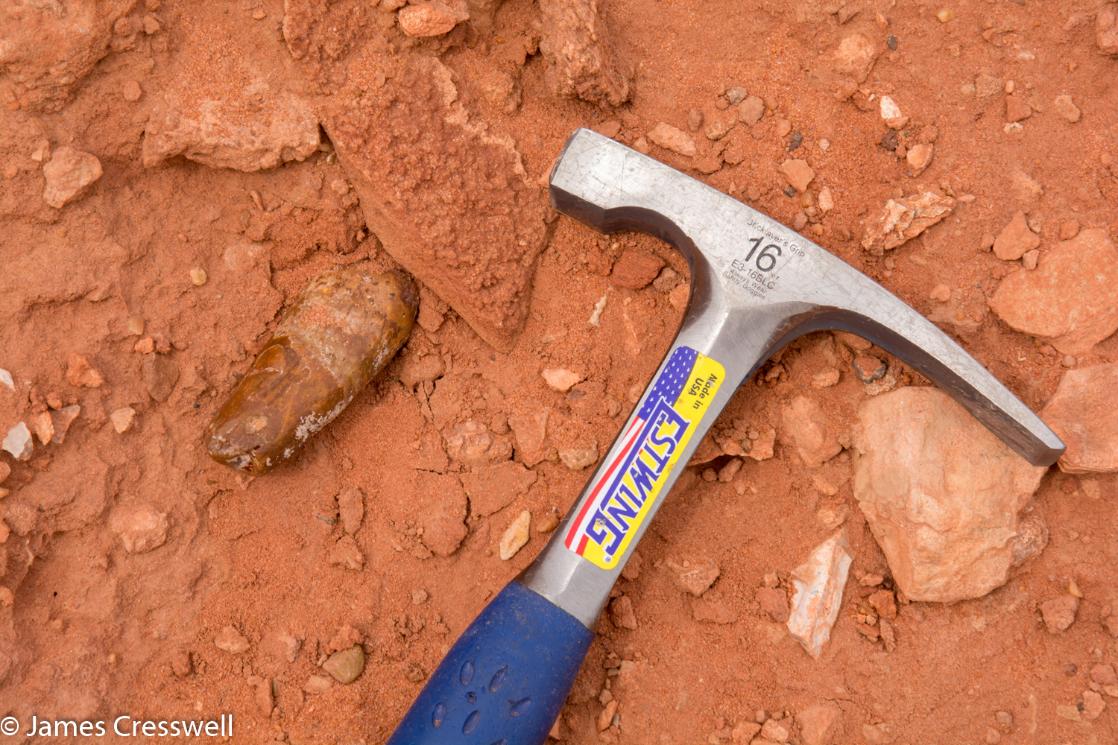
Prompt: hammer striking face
<box><xmin>386</xmin><ymin>128</ymin><xmax>1064</xmax><ymax>745</ymax></box>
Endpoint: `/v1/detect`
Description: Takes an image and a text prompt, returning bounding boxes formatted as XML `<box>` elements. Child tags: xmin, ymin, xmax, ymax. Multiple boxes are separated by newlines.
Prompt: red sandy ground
<box><xmin>2</xmin><ymin>1</ymin><xmax>1117</xmax><ymax>744</ymax></box>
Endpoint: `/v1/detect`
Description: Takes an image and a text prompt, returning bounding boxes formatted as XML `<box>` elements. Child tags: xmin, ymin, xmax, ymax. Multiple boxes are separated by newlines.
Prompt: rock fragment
<box><xmin>647</xmin><ymin>123</ymin><xmax>697</xmax><ymax>157</ymax></box>
<box><xmin>538</xmin><ymin>0</ymin><xmax>631</xmax><ymax>107</ymax></box>
<box><xmin>460</xmin><ymin>461</ymin><xmax>537</xmax><ymax>516</ymax></box>
<box><xmin>879</xmin><ymin>96</ymin><xmax>908</xmax><ymax>129</ymax></box>
<box><xmin>2</xmin><ymin>423</ymin><xmax>33</xmax><ymax>461</ymax></box>
<box><xmin>66</xmin><ymin>353</ymin><xmax>104</xmax><ymax>388</ymax></box>
<box><xmin>905</xmin><ymin>143</ymin><xmax>934</xmax><ymax>176</ymax></box>
<box><xmin>49</xmin><ymin>405</ymin><xmax>81</xmax><ymax>444</ymax></box>
<box><xmin>499</xmin><ymin>510</ymin><xmax>531</xmax><ymax>560</ymax></box>
<box><xmin>111</xmin><ymin>505</ymin><xmax>170</xmax><ymax>554</ymax></box>
<box><xmin>110</xmin><ymin>407</ymin><xmax>136</xmax><ymax>434</ymax></box>
<box><xmin>1097</xmin><ymin>3</ymin><xmax>1118</xmax><ymax>55</ymax></box>
<box><xmin>610</xmin><ymin>249</ymin><xmax>665</xmax><ymax>290</ymax></box>
<box><xmin>142</xmin><ymin>355</ymin><xmax>180</xmax><ymax>401</ymax></box>
<box><xmin>833</xmin><ymin>33</ymin><xmax>879</xmax><ymax>82</ymax></box>
<box><xmin>327</xmin><ymin>535</ymin><xmax>365</xmax><ymax>570</ymax></box>
<box><xmin>861</xmin><ymin>192</ymin><xmax>956</xmax><ymax>254</ymax></box>
<box><xmin>508</xmin><ymin>410</ymin><xmax>549</xmax><ymax>466</ymax></box>
<box><xmin>304</xmin><ymin>675</ymin><xmax>332</xmax><ymax>694</ymax></box>
<box><xmin>42</xmin><ymin>146</ymin><xmax>103</xmax><ymax>209</ymax></box>
<box><xmin>397</xmin><ymin>1</ymin><xmax>468</xmax><ymax>36</ymax></box>
<box><xmin>608</xmin><ymin>595</ymin><xmax>638</xmax><ymax>629</ymax></box>
<box><xmin>322</xmin><ymin>646</ymin><xmax>365</xmax><ymax>684</ymax></box>
<box><xmin>337</xmin><ymin>486</ymin><xmax>365</xmax><ymax>534</ymax></box>
<box><xmin>666</xmin><ymin>558</ymin><xmax>720</xmax><ymax>597</ymax></box>
<box><xmin>278</xmin><ymin>40</ymin><xmax>549</xmax><ymax>349</ymax></box>
<box><xmin>780</xmin><ymin>395</ymin><xmax>842</xmax><ymax>467</ymax></box>
<box><xmin>1039</xmin><ymin>595</ymin><xmax>1079</xmax><ymax>633</ymax></box>
<box><xmin>798</xmin><ymin>703</ymin><xmax>844</xmax><ymax>745</ymax></box>
<box><xmin>214</xmin><ymin>625</ymin><xmax>250</xmax><ymax>654</ymax></box>
<box><xmin>739</xmin><ymin>95</ymin><xmax>765</xmax><ymax>125</ymax></box>
<box><xmin>1041</xmin><ymin>364</ymin><xmax>1118</xmax><ymax>473</ymax></box>
<box><xmin>0</xmin><ymin>2</ymin><xmax>133</xmax><ymax>112</ymax></box>
<box><xmin>444</xmin><ymin>420</ymin><xmax>512</xmax><ymax>466</ymax></box>
<box><xmin>786</xmin><ymin>531</ymin><xmax>852</xmax><ymax>658</ymax></box>
<box><xmin>1053</xmin><ymin>94</ymin><xmax>1081</xmax><ymax>123</ymax></box>
<box><xmin>852</xmin><ymin>387</ymin><xmax>1046</xmax><ymax>602</ymax></box>
<box><xmin>541</xmin><ymin>368</ymin><xmax>583</xmax><ymax>392</ymax></box>
<box><xmin>780</xmin><ymin>159</ymin><xmax>815</xmax><ymax>193</ymax></box>
<box><xmin>989</xmin><ymin>229</ymin><xmax>1118</xmax><ymax>354</ymax></box>
<box><xmin>559</xmin><ymin>445</ymin><xmax>598</xmax><ymax>470</ymax></box>
<box><xmin>992</xmin><ymin>211</ymin><xmax>1040</xmax><ymax>261</ymax></box>
<box><xmin>143</xmin><ymin>87</ymin><xmax>320</xmax><ymax>172</ymax></box>
<box><xmin>760</xmin><ymin>718</ymin><xmax>791</xmax><ymax>743</ymax></box>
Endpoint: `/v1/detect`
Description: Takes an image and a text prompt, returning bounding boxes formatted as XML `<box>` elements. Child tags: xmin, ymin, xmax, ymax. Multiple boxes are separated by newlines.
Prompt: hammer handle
<box><xmin>386</xmin><ymin>581</ymin><xmax>593</xmax><ymax>745</ymax></box>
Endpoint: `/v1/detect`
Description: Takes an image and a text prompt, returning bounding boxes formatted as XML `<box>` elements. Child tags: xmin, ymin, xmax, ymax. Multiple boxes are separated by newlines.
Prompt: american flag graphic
<box><xmin>564</xmin><ymin>346</ymin><xmax>699</xmax><ymax>556</ymax></box>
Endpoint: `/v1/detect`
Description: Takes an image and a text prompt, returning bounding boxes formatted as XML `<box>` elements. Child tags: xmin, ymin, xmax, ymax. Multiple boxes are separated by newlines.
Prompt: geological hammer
<box><xmin>387</xmin><ymin>128</ymin><xmax>1064</xmax><ymax>744</ymax></box>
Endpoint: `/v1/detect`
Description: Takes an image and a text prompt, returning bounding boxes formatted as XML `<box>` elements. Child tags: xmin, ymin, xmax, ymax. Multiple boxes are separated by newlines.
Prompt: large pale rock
<box><xmin>538</xmin><ymin>0</ymin><xmax>631</xmax><ymax>107</ymax></box>
<box><xmin>989</xmin><ymin>229</ymin><xmax>1118</xmax><ymax>354</ymax></box>
<box><xmin>143</xmin><ymin>86</ymin><xmax>320</xmax><ymax>172</ymax></box>
<box><xmin>281</xmin><ymin>8</ymin><xmax>550</xmax><ymax>348</ymax></box>
<box><xmin>1041</xmin><ymin>364</ymin><xmax>1118</xmax><ymax>473</ymax></box>
<box><xmin>862</xmin><ymin>192</ymin><xmax>956</xmax><ymax>254</ymax></box>
<box><xmin>853</xmin><ymin>387</ymin><xmax>1047</xmax><ymax>602</ymax></box>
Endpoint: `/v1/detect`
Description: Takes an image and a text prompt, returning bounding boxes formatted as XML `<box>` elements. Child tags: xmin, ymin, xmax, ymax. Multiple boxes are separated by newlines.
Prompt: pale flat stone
<box><xmin>852</xmin><ymin>387</ymin><xmax>1047</xmax><ymax>602</ymax></box>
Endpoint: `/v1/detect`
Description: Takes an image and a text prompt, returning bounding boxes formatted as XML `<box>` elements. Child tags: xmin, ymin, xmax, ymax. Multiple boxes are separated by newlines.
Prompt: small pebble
<box><xmin>322</xmin><ymin>646</ymin><xmax>366</xmax><ymax>684</ymax></box>
<box><xmin>189</xmin><ymin>267</ymin><xmax>208</xmax><ymax>286</ymax></box>
<box><xmin>122</xmin><ymin>80</ymin><xmax>143</xmax><ymax>101</ymax></box>
<box><xmin>724</xmin><ymin>85</ymin><xmax>748</xmax><ymax>105</ymax></box>
<box><xmin>110</xmin><ymin>407</ymin><xmax>136</xmax><ymax>434</ymax></box>
<box><xmin>929</xmin><ymin>284</ymin><xmax>951</xmax><ymax>302</ymax></box>
<box><xmin>499</xmin><ymin>510</ymin><xmax>531</xmax><ymax>560</ymax></box>
<box><xmin>541</xmin><ymin>368</ymin><xmax>582</xmax><ymax>392</ymax></box>
<box><xmin>214</xmin><ymin>625</ymin><xmax>250</xmax><ymax>654</ymax></box>
<box><xmin>1053</xmin><ymin>94</ymin><xmax>1081</xmax><ymax>123</ymax></box>
<box><xmin>852</xmin><ymin>354</ymin><xmax>886</xmax><ymax>382</ymax></box>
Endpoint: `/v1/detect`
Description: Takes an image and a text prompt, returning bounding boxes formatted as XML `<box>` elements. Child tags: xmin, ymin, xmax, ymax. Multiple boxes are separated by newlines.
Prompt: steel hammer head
<box><xmin>550</xmin><ymin>128</ymin><xmax>1064</xmax><ymax>466</ymax></box>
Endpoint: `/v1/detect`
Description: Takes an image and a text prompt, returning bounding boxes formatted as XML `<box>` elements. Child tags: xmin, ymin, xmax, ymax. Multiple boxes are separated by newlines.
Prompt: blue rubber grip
<box><xmin>387</xmin><ymin>581</ymin><xmax>594</xmax><ymax>745</ymax></box>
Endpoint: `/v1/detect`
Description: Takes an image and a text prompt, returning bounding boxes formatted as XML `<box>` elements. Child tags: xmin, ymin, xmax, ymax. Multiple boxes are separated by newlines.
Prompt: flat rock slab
<box><xmin>1041</xmin><ymin>364</ymin><xmax>1118</xmax><ymax>473</ymax></box>
<box><xmin>853</xmin><ymin>387</ymin><xmax>1047</xmax><ymax>603</ymax></box>
<box><xmin>143</xmin><ymin>87</ymin><xmax>320</xmax><ymax>172</ymax></box>
<box><xmin>989</xmin><ymin>228</ymin><xmax>1118</xmax><ymax>354</ymax></box>
<box><xmin>861</xmin><ymin>192</ymin><xmax>956</xmax><ymax>254</ymax></box>
<box><xmin>283</xmin><ymin>3</ymin><xmax>550</xmax><ymax>349</ymax></box>
<box><xmin>538</xmin><ymin>0</ymin><xmax>631</xmax><ymax>107</ymax></box>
